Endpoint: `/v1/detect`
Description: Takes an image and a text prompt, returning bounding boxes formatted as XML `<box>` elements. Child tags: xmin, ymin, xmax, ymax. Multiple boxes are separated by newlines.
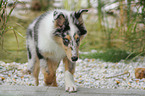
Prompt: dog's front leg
<box><xmin>63</xmin><ymin>57</ymin><xmax>77</xmax><ymax>92</ymax></box>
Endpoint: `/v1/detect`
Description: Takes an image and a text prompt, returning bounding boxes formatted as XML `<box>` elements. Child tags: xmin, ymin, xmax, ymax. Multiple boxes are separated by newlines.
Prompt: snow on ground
<box><xmin>0</xmin><ymin>56</ymin><xmax>145</xmax><ymax>90</ymax></box>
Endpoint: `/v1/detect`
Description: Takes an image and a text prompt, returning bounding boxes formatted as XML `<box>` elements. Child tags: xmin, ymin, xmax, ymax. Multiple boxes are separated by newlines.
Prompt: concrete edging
<box><xmin>0</xmin><ymin>85</ymin><xmax>145</xmax><ymax>96</ymax></box>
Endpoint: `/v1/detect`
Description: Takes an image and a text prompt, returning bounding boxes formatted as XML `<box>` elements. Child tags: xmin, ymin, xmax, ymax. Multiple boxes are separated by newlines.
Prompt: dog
<box><xmin>26</xmin><ymin>9</ymin><xmax>88</xmax><ymax>92</ymax></box>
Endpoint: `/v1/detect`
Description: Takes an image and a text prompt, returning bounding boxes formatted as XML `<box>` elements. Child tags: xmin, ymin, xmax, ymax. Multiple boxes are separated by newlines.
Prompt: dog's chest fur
<box><xmin>38</xmin><ymin>12</ymin><xmax>67</xmax><ymax>61</ymax></box>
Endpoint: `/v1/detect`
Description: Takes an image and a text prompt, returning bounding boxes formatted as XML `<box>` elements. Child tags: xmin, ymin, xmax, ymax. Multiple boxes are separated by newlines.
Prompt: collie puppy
<box><xmin>26</xmin><ymin>9</ymin><xmax>88</xmax><ymax>92</ymax></box>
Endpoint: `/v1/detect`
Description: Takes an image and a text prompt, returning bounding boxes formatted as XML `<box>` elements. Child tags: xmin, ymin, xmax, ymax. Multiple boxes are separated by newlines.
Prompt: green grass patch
<box><xmin>80</xmin><ymin>49</ymin><xmax>138</xmax><ymax>63</ymax></box>
<box><xmin>0</xmin><ymin>12</ymin><xmax>43</xmax><ymax>63</ymax></box>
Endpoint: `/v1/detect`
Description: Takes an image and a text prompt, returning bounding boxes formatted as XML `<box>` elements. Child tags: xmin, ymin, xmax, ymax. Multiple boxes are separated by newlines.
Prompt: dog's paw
<box><xmin>65</xmin><ymin>83</ymin><xmax>77</xmax><ymax>92</ymax></box>
<box><xmin>65</xmin><ymin>71</ymin><xmax>77</xmax><ymax>92</ymax></box>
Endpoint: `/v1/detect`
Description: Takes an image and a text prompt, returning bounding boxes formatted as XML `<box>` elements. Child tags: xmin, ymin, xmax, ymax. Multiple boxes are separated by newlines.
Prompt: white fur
<box><xmin>27</xmin><ymin>38</ymin><xmax>36</xmax><ymax>70</ymax></box>
<box><xmin>38</xmin><ymin>12</ymin><xmax>66</xmax><ymax>61</ymax></box>
<box><xmin>67</xmin><ymin>12</ymin><xmax>78</xmax><ymax>57</ymax></box>
<box><xmin>27</xmin><ymin>19</ymin><xmax>37</xmax><ymax>71</ymax></box>
<box><xmin>65</xmin><ymin>70</ymin><xmax>77</xmax><ymax>92</ymax></box>
<box><xmin>39</xmin><ymin>59</ymin><xmax>47</xmax><ymax>69</ymax></box>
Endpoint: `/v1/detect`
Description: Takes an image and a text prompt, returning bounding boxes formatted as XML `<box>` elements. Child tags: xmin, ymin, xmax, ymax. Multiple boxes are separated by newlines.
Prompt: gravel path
<box><xmin>0</xmin><ymin>56</ymin><xmax>145</xmax><ymax>90</ymax></box>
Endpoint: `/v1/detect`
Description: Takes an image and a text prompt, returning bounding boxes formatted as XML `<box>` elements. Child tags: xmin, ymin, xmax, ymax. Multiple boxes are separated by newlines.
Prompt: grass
<box><xmin>80</xmin><ymin>49</ymin><xmax>138</xmax><ymax>63</ymax></box>
<box><xmin>0</xmin><ymin>16</ymin><xmax>28</xmax><ymax>63</ymax></box>
<box><xmin>0</xmin><ymin>0</ymin><xmax>16</xmax><ymax>49</ymax></box>
<box><xmin>0</xmin><ymin>11</ymin><xmax>42</xmax><ymax>63</ymax></box>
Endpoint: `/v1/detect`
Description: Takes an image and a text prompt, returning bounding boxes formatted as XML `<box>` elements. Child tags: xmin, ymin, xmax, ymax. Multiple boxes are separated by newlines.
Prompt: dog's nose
<box><xmin>71</xmin><ymin>56</ymin><xmax>78</xmax><ymax>61</ymax></box>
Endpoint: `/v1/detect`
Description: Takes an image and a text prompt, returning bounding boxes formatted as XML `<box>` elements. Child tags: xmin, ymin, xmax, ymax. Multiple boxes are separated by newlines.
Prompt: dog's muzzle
<box><xmin>71</xmin><ymin>56</ymin><xmax>78</xmax><ymax>61</ymax></box>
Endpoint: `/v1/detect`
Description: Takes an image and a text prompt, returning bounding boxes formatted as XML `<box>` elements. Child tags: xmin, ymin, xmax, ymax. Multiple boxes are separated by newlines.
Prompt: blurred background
<box><xmin>0</xmin><ymin>0</ymin><xmax>144</xmax><ymax>63</ymax></box>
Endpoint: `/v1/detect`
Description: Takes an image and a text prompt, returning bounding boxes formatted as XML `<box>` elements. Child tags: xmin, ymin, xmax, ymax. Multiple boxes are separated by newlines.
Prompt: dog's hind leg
<box><xmin>26</xmin><ymin>31</ymin><xmax>40</xmax><ymax>86</ymax></box>
<box><xmin>27</xmin><ymin>53</ymin><xmax>40</xmax><ymax>86</ymax></box>
<box><xmin>41</xmin><ymin>58</ymin><xmax>59</xmax><ymax>87</ymax></box>
<box><xmin>32</xmin><ymin>57</ymin><xmax>40</xmax><ymax>86</ymax></box>
<box><xmin>27</xmin><ymin>46</ymin><xmax>40</xmax><ymax>86</ymax></box>
<box><xmin>63</xmin><ymin>57</ymin><xmax>77</xmax><ymax>92</ymax></box>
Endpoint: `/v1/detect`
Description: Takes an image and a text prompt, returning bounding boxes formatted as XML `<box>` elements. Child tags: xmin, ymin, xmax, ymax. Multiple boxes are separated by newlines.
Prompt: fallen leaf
<box><xmin>21</xmin><ymin>76</ymin><xmax>24</xmax><ymax>79</ymax></box>
<box><xmin>8</xmin><ymin>75</ymin><xmax>11</xmax><ymax>77</ymax></box>
<box><xmin>116</xmin><ymin>80</ymin><xmax>120</xmax><ymax>84</ymax></box>
<box><xmin>0</xmin><ymin>77</ymin><xmax>5</xmax><ymax>81</ymax></box>
<box><xmin>13</xmin><ymin>78</ymin><xmax>16</xmax><ymax>81</ymax></box>
<box><xmin>136</xmin><ymin>80</ymin><xmax>139</xmax><ymax>83</ymax></box>
<box><xmin>92</xmin><ymin>59</ymin><xmax>95</xmax><ymax>62</ymax></box>
<box><xmin>128</xmin><ymin>82</ymin><xmax>131</xmax><ymax>85</ymax></box>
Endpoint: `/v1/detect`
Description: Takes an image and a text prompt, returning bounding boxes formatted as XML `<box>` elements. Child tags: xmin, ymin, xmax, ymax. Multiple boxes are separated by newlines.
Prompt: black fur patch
<box><xmin>75</xmin><ymin>9</ymin><xmax>88</xmax><ymax>19</ymax></box>
<box><xmin>53</xmin><ymin>11</ymin><xmax>58</xmax><ymax>17</ymax></box>
<box><xmin>29</xmin><ymin>29</ymin><xmax>32</xmax><ymax>38</ymax></box>
<box><xmin>71</xmin><ymin>13</ymin><xmax>87</xmax><ymax>36</ymax></box>
<box><xmin>27</xmin><ymin>47</ymin><xmax>32</xmax><ymax>59</ymax></box>
<box><xmin>54</xmin><ymin>17</ymin><xmax>70</xmax><ymax>37</ymax></box>
<box><xmin>36</xmin><ymin>47</ymin><xmax>44</xmax><ymax>59</ymax></box>
<box><xmin>72</xmin><ymin>41</ymin><xmax>74</xmax><ymax>46</ymax></box>
<box><xmin>76</xmin><ymin>25</ymin><xmax>87</xmax><ymax>36</ymax></box>
<box><xmin>73</xmin><ymin>33</ymin><xmax>77</xmax><ymax>39</ymax></box>
<box><xmin>26</xmin><ymin>29</ymin><xmax>32</xmax><ymax>38</ymax></box>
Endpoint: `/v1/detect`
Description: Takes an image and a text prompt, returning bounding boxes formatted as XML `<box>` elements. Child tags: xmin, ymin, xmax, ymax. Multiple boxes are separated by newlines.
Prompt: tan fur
<box><xmin>78</xmin><ymin>15</ymin><xmax>84</xmax><ymax>25</ymax></box>
<box><xmin>63</xmin><ymin>35</ymin><xmax>72</xmax><ymax>60</ymax></box>
<box><xmin>63</xmin><ymin>57</ymin><xmax>75</xmax><ymax>74</ymax></box>
<box><xmin>54</xmin><ymin>36</ymin><xmax>72</xmax><ymax>61</ymax></box>
<box><xmin>80</xmin><ymin>35</ymin><xmax>85</xmax><ymax>41</ymax></box>
<box><xmin>41</xmin><ymin>58</ymin><xmax>59</xmax><ymax>86</ymax></box>
<box><xmin>54</xmin><ymin>15</ymin><xmax>65</xmax><ymax>28</ymax></box>
<box><xmin>64</xmin><ymin>47</ymin><xmax>72</xmax><ymax>60</ymax></box>
<box><xmin>41</xmin><ymin>52</ymin><xmax>55</xmax><ymax>58</ymax></box>
<box><xmin>74</xmin><ymin>34</ymin><xmax>79</xmax><ymax>40</ymax></box>
<box><xmin>31</xmin><ymin>52</ymin><xmax>59</xmax><ymax>86</ymax></box>
<box><xmin>33</xmin><ymin>56</ymin><xmax>40</xmax><ymax>86</ymax></box>
<box><xmin>54</xmin><ymin>36</ymin><xmax>63</xmax><ymax>45</ymax></box>
<box><xmin>74</xmin><ymin>33</ymin><xmax>80</xmax><ymax>57</ymax></box>
<box><xmin>65</xmin><ymin>35</ymin><xmax>71</xmax><ymax>41</ymax></box>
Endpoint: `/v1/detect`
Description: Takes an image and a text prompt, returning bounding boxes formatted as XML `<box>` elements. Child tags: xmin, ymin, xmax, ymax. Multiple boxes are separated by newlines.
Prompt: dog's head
<box><xmin>53</xmin><ymin>9</ymin><xmax>88</xmax><ymax>62</ymax></box>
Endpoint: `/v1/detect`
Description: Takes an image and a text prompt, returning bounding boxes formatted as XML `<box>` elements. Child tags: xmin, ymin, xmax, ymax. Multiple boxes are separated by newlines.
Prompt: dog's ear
<box><xmin>75</xmin><ymin>9</ymin><xmax>88</xmax><ymax>19</ymax></box>
<box><xmin>54</xmin><ymin>11</ymin><xmax>65</xmax><ymax>28</ymax></box>
<box><xmin>73</xmin><ymin>9</ymin><xmax>88</xmax><ymax>37</ymax></box>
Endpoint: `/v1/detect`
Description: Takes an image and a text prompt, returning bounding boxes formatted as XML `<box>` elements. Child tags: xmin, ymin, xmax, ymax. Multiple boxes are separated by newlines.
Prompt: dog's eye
<box><xmin>63</xmin><ymin>38</ymin><xmax>70</xmax><ymax>46</ymax></box>
<box><xmin>76</xmin><ymin>38</ymin><xmax>80</xmax><ymax>43</ymax></box>
<box><xmin>64</xmin><ymin>38</ymin><xmax>69</xmax><ymax>43</ymax></box>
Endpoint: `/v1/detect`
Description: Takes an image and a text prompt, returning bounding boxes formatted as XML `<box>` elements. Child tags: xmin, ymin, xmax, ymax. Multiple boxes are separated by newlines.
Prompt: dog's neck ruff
<box><xmin>37</xmin><ymin>11</ymin><xmax>66</xmax><ymax>61</ymax></box>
